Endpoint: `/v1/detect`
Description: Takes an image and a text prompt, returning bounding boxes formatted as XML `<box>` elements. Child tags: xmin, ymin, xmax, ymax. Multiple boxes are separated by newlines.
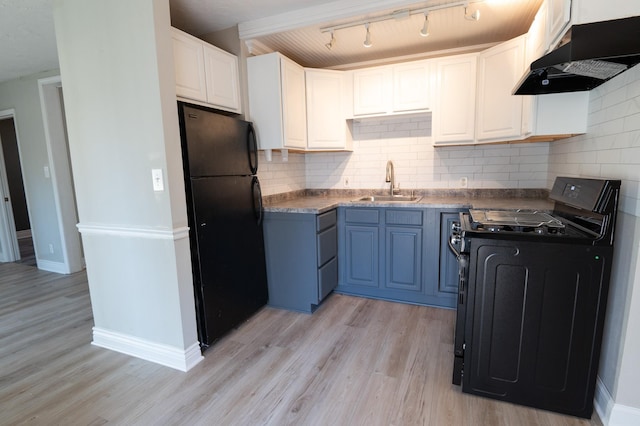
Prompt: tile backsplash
<box><xmin>258</xmin><ymin>112</ymin><xmax>550</xmax><ymax>195</ymax></box>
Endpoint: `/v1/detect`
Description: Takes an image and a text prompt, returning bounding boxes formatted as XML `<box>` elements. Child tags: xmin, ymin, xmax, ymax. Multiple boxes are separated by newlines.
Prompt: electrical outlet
<box><xmin>48</xmin><ymin>243</ymin><xmax>54</xmax><ymax>254</ymax></box>
<box><xmin>344</xmin><ymin>177</ymin><xmax>350</xmax><ymax>187</ymax></box>
<box><xmin>152</xmin><ymin>169</ymin><xmax>164</xmax><ymax>192</ymax></box>
<box><xmin>460</xmin><ymin>177</ymin><xmax>468</xmax><ymax>188</ymax></box>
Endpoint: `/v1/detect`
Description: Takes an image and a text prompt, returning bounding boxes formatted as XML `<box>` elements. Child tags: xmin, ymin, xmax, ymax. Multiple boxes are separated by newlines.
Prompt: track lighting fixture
<box><xmin>420</xmin><ymin>13</ymin><xmax>430</xmax><ymax>37</ymax></box>
<box><xmin>319</xmin><ymin>1</ymin><xmax>483</xmax><ymax>49</ymax></box>
<box><xmin>363</xmin><ymin>23</ymin><xmax>372</xmax><ymax>48</ymax></box>
<box><xmin>325</xmin><ymin>31</ymin><xmax>335</xmax><ymax>50</ymax></box>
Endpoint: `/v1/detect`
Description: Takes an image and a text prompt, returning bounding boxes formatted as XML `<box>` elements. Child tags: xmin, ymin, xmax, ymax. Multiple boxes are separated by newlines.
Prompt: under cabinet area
<box><xmin>337</xmin><ymin>207</ymin><xmax>456</xmax><ymax>308</ymax></box>
<box><xmin>171</xmin><ymin>27</ymin><xmax>241</xmax><ymax>113</ymax></box>
<box><xmin>263</xmin><ymin>209</ymin><xmax>338</xmax><ymax>313</ymax></box>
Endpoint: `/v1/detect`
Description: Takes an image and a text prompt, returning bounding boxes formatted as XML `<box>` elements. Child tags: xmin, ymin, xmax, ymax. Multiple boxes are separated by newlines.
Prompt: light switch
<box><xmin>152</xmin><ymin>169</ymin><xmax>164</xmax><ymax>192</ymax></box>
<box><xmin>44</xmin><ymin>165</ymin><xmax>50</xmax><ymax>179</ymax></box>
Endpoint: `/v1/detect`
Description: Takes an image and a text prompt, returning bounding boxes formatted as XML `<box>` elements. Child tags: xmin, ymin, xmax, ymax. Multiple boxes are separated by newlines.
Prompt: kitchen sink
<box><xmin>355</xmin><ymin>195</ymin><xmax>422</xmax><ymax>202</ymax></box>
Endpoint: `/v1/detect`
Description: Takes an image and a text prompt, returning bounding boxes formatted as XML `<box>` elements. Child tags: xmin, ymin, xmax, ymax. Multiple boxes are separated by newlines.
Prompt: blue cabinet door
<box><xmin>385</xmin><ymin>226</ymin><xmax>422</xmax><ymax>292</ymax></box>
<box><xmin>344</xmin><ymin>225</ymin><xmax>379</xmax><ymax>287</ymax></box>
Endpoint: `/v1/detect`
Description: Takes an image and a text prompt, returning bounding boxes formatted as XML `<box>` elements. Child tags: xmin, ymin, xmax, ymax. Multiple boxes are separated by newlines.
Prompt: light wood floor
<box><xmin>0</xmin><ymin>262</ymin><xmax>603</xmax><ymax>426</ymax></box>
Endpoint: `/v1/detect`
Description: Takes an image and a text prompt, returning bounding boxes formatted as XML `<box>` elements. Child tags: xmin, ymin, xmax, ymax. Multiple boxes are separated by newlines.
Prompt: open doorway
<box><xmin>0</xmin><ymin>115</ymin><xmax>34</xmax><ymax>266</ymax></box>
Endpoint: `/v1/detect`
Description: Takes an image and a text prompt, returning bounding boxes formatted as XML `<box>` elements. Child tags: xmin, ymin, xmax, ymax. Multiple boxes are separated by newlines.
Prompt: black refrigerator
<box><xmin>178</xmin><ymin>102</ymin><xmax>268</xmax><ymax>349</ymax></box>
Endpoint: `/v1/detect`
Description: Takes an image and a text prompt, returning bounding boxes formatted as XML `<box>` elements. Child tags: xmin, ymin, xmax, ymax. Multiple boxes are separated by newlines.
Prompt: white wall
<box><xmin>0</xmin><ymin>70</ymin><xmax>67</xmax><ymax>269</ymax></box>
<box><xmin>53</xmin><ymin>0</ymin><xmax>200</xmax><ymax>370</ymax></box>
<box><xmin>257</xmin><ymin>113</ymin><xmax>550</xmax><ymax>195</ymax></box>
<box><xmin>548</xmin><ymin>63</ymin><xmax>640</xmax><ymax>422</ymax></box>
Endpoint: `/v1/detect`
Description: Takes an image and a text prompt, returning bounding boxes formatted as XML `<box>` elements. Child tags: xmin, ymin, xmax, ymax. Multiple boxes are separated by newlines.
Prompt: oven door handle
<box><xmin>449</xmin><ymin>235</ymin><xmax>461</xmax><ymax>258</ymax></box>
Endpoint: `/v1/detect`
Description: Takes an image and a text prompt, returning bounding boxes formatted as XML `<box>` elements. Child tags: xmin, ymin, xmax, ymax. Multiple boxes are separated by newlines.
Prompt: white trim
<box><xmin>77</xmin><ymin>223</ymin><xmax>190</xmax><ymax>240</ymax></box>
<box><xmin>92</xmin><ymin>327</ymin><xmax>203</xmax><ymax>372</ymax></box>
<box><xmin>595</xmin><ymin>377</ymin><xmax>640</xmax><ymax>425</ymax></box>
<box><xmin>37</xmin><ymin>259</ymin><xmax>70</xmax><ymax>274</ymax></box>
<box><xmin>238</xmin><ymin>0</ymin><xmax>431</xmax><ymax>39</ymax></box>
<box><xmin>38</xmin><ymin>75</ymin><xmax>85</xmax><ymax>273</ymax></box>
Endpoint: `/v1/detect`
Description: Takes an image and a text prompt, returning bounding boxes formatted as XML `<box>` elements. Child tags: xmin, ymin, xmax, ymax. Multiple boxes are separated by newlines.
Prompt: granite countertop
<box><xmin>263</xmin><ymin>189</ymin><xmax>555</xmax><ymax>214</ymax></box>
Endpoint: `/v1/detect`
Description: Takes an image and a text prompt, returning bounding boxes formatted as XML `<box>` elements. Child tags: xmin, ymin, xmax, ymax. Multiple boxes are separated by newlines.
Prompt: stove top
<box><xmin>469</xmin><ymin>209</ymin><xmax>565</xmax><ymax>232</ymax></box>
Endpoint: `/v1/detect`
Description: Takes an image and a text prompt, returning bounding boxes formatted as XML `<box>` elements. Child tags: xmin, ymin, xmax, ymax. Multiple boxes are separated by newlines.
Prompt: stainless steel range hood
<box><xmin>513</xmin><ymin>16</ymin><xmax>640</xmax><ymax>95</ymax></box>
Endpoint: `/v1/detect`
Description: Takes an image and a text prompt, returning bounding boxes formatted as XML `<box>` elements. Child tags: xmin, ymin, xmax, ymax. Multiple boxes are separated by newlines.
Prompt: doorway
<box><xmin>0</xmin><ymin>114</ymin><xmax>34</xmax><ymax>265</ymax></box>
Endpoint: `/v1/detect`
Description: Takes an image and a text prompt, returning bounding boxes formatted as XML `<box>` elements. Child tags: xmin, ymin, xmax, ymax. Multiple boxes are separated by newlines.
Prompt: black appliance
<box><xmin>449</xmin><ymin>177</ymin><xmax>620</xmax><ymax>419</ymax></box>
<box><xmin>178</xmin><ymin>102</ymin><xmax>268</xmax><ymax>349</ymax></box>
<box><xmin>514</xmin><ymin>16</ymin><xmax>640</xmax><ymax>95</ymax></box>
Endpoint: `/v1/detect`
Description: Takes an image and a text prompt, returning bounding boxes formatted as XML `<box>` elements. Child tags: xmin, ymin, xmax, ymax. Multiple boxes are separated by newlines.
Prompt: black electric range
<box><xmin>449</xmin><ymin>177</ymin><xmax>620</xmax><ymax>419</ymax></box>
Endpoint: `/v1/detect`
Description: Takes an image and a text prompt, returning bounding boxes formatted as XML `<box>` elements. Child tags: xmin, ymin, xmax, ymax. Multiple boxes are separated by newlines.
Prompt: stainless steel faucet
<box><xmin>385</xmin><ymin>160</ymin><xmax>395</xmax><ymax>196</ymax></box>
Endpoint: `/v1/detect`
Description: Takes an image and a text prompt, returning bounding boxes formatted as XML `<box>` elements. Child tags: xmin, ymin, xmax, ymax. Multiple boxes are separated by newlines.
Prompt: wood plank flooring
<box><xmin>0</xmin><ymin>262</ymin><xmax>603</xmax><ymax>425</ymax></box>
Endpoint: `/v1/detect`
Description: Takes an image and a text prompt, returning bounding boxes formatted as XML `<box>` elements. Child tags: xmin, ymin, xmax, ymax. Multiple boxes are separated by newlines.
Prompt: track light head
<box><xmin>420</xmin><ymin>13</ymin><xmax>430</xmax><ymax>37</ymax></box>
<box><xmin>325</xmin><ymin>31</ymin><xmax>335</xmax><ymax>50</ymax></box>
<box><xmin>363</xmin><ymin>23</ymin><xmax>372</xmax><ymax>48</ymax></box>
<box><xmin>464</xmin><ymin>6</ymin><xmax>480</xmax><ymax>21</ymax></box>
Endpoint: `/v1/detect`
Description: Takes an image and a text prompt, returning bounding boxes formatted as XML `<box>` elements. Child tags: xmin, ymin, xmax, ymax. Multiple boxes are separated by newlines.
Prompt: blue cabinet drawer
<box><xmin>317</xmin><ymin>225</ymin><xmax>337</xmax><ymax>266</ymax></box>
<box><xmin>318</xmin><ymin>257</ymin><xmax>338</xmax><ymax>301</ymax></box>
<box><xmin>345</xmin><ymin>208</ymin><xmax>380</xmax><ymax>224</ymax></box>
<box><xmin>385</xmin><ymin>209</ymin><xmax>423</xmax><ymax>225</ymax></box>
<box><xmin>317</xmin><ymin>209</ymin><xmax>337</xmax><ymax>232</ymax></box>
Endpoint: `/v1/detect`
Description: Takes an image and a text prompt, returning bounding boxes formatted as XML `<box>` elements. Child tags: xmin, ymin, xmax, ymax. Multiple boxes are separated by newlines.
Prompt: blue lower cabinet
<box><xmin>263</xmin><ymin>209</ymin><xmax>338</xmax><ymax>313</ymax></box>
<box><xmin>337</xmin><ymin>207</ymin><xmax>457</xmax><ymax>309</ymax></box>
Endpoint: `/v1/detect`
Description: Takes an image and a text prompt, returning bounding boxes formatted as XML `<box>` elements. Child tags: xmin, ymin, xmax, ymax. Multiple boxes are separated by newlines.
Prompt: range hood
<box><xmin>514</xmin><ymin>16</ymin><xmax>640</xmax><ymax>95</ymax></box>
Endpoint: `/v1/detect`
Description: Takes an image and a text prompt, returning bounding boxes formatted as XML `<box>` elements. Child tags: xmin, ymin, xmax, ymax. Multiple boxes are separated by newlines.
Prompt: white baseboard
<box><xmin>595</xmin><ymin>377</ymin><xmax>640</xmax><ymax>426</ymax></box>
<box><xmin>92</xmin><ymin>327</ymin><xmax>203</xmax><ymax>372</ymax></box>
<box><xmin>37</xmin><ymin>259</ymin><xmax>69</xmax><ymax>274</ymax></box>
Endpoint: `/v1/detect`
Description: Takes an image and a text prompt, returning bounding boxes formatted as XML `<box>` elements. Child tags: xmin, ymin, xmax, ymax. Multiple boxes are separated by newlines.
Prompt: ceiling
<box><xmin>0</xmin><ymin>0</ymin><xmax>542</xmax><ymax>83</ymax></box>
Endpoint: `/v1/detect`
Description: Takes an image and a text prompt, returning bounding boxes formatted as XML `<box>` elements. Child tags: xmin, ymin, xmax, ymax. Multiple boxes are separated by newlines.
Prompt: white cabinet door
<box><xmin>203</xmin><ymin>44</ymin><xmax>241</xmax><ymax>113</ymax></box>
<box><xmin>306</xmin><ymin>69</ymin><xmax>350</xmax><ymax>150</ymax></box>
<box><xmin>433</xmin><ymin>54</ymin><xmax>477</xmax><ymax>145</ymax></box>
<box><xmin>393</xmin><ymin>61</ymin><xmax>431</xmax><ymax>112</ymax></box>
<box><xmin>172</xmin><ymin>28</ymin><xmax>207</xmax><ymax>102</ymax></box>
<box><xmin>281</xmin><ymin>57</ymin><xmax>307</xmax><ymax>150</ymax></box>
<box><xmin>476</xmin><ymin>36</ymin><xmax>526</xmax><ymax>143</ymax></box>
<box><xmin>547</xmin><ymin>0</ymin><xmax>571</xmax><ymax>48</ymax></box>
<box><xmin>353</xmin><ymin>67</ymin><xmax>391</xmax><ymax>116</ymax></box>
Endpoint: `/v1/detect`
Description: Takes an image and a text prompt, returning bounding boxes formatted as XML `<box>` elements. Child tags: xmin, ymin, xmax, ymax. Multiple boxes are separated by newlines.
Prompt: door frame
<box><xmin>38</xmin><ymin>75</ymin><xmax>84</xmax><ymax>273</ymax></box>
<box><xmin>0</xmin><ymin>111</ymin><xmax>21</xmax><ymax>262</ymax></box>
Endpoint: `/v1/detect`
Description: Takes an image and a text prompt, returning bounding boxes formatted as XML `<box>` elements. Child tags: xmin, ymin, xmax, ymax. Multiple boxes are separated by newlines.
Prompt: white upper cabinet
<box><xmin>393</xmin><ymin>61</ymin><xmax>431</xmax><ymax>113</ymax></box>
<box><xmin>171</xmin><ymin>27</ymin><xmax>241</xmax><ymax>113</ymax></box>
<box><xmin>352</xmin><ymin>60</ymin><xmax>431</xmax><ymax>117</ymax></box>
<box><xmin>247</xmin><ymin>52</ymin><xmax>307</xmax><ymax>151</ymax></box>
<box><xmin>476</xmin><ymin>35</ymin><xmax>526</xmax><ymax>143</ymax></box>
<box><xmin>305</xmin><ymin>69</ymin><xmax>352</xmax><ymax>151</ymax></box>
<box><xmin>353</xmin><ymin>67</ymin><xmax>391</xmax><ymax>116</ymax></box>
<box><xmin>570</xmin><ymin>0</ymin><xmax>639</xmax><ymax>25</ymax></box>
<box><xmin>433</xmin><ymin>54</ymin><xmax>478</xmax><ymax>145</ymax></box>
<box><xmin>547</xmin><ymin>0</ymin><xmax>572</xmax><ymax>49</ymax></box>
<box><xmin>526</xmin><ymin>0</ymin><xmax>548</xmax><ymax>64</ymax></box>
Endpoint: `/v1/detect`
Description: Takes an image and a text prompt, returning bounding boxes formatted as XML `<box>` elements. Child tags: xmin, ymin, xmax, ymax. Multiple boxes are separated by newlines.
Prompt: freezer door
<box><xmin>180</xmin><ymin>103</ymin><xmax>255</xmax><ymax>177</ymax></box>
<box><xmin>189</xmin><ymin>175</ymin><xmax>269</xmax><ymax>346</ymax></box>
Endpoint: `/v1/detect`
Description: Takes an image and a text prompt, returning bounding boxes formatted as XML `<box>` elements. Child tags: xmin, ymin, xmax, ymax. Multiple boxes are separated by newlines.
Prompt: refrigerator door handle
<box><xmin>247</xmin><ymin>123</ymin><xmax>259</xmax><ymax>175</ymax></box>
<box><xmin>251</xmin><ymin>176</ymin><xmax>264</xmax><ymax>226</ymax></box>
